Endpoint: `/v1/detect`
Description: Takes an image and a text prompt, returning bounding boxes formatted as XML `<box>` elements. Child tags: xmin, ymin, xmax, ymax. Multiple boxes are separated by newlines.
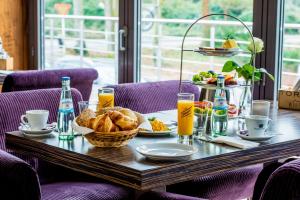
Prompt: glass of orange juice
<box><xmin>177</xmin><ymin>93</ymin><xmax>194</xmax><ymax>144</ymax></box>
<box><xmin>98</xmin><ymin>88</ymin><xmax>114</xmax><ymax>110</ymax></box>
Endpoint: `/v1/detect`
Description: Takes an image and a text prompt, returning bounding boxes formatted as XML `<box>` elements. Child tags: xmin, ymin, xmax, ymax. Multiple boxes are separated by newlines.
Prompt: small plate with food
<box><xmin>138</xmin><ymin>117</ymin><xmax>173</xmax><ymax>137</ymax></box>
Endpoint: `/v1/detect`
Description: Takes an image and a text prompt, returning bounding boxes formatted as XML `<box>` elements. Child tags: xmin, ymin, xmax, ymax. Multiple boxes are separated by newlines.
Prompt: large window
<box><xmin>43</xmin><ymin>0</ymin><xmax>119</xmax><ymax>85</ymax></box>
<box><xmin>138</xmin><ymin>0</ymin><xmax>254</xmax><ymax>82</ymax></box>
<box><xmin>281</xmin><ymin>0</ymin><xmax>300</xmax><ymax>88</ymax></box>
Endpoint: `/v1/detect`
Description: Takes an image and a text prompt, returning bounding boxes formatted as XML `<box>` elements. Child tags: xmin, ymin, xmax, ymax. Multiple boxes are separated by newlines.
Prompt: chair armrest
<box><xmin>0</xmin><ymin>150</ymin><xmax>41</xmax><ymax>200</ymax></box>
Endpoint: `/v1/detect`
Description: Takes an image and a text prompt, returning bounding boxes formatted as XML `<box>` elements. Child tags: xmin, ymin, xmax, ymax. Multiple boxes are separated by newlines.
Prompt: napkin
<box><xmin>212</xmin><ymin>136</ymin><xmax>259</xmax><ymax>149</ymax></box>
<box><xmin>200</xmin><ymin>136</ymin><xmax>259</xmax><ymax>149</ymax></box>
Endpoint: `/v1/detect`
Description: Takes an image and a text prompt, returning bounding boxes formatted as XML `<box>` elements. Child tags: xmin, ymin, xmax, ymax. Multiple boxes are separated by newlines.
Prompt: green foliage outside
<box><xmin>44</xmin><ymin>0</ymin><xmax>300</xmax><ymax>73</ymax></box>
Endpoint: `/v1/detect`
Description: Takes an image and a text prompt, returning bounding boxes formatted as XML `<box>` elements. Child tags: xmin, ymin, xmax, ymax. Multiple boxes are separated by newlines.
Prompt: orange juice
<box><xmin>177</xmin><ymin>100</ymin><xmax>194</xmax><ymax>136</ymax></box>
<box><xmin>98</xmin><ymin>93</ymin><xmax>114</xmax><ymax>109</ymax></box>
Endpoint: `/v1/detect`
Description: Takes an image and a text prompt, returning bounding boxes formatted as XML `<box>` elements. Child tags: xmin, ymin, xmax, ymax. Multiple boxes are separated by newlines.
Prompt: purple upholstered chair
<box><xmin>110</xmin><ymin>80</ymin><xmax>263</xmax><ymax>200</ymax></box>
<box><xmin>1</xmin><ymin>68</ymin><xmax>98</xmax><ymax>101</ymax></box>
<box><xmin>108</xmin><ymin>80</ymin><xmax>200</xmax><ymax>114</ymax></box>
<box><xmin>257</xmin><ymin>159</ymin><xmax>300</xmax><ymax>200</ymax></box>
<box><xmin>0</xmin><ymin>89</ymin><xmax>132</xmax><ymax>200</ymax></box>
<box><xmin>138</xmin><ymin>191</ymin><xmax>207</xmax><ymax>200</ymax></box>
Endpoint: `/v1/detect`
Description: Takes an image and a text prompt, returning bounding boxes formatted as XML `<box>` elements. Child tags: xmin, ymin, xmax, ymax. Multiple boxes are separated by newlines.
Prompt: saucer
<box><xmin>19</xmin><ymin>124</ymin><xmax>55</xmax><ymax>135</ymax></box>
<box><xmin>21</xmin><ymin>131</ymin><xmax>54</xmax><ymax>138</ymax></box>
<box><xmin>236</xmin><ymin>130</ymin><xmax>275</xmax><ymax>142</ymax></box>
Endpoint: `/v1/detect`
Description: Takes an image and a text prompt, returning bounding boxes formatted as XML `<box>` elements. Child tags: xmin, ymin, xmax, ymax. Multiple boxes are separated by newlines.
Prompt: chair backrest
<box><xmin>108</xmin><ymin>80</ymin><xmax>200</xmax><ymax>114</ymax></box>
<box><xmin>0</xmin><ymin>88</ymin><xmax>82</xmax><ymax>151</ymax></box>
<box><xmin>2</xmin><ymin>68</ymin><xmax>98</xmax><ymax>101</ymax></box>
<box><xmin>259</xmin><ymin>159</ymin><xmax>300</xmax><ymax>200</ymax></box>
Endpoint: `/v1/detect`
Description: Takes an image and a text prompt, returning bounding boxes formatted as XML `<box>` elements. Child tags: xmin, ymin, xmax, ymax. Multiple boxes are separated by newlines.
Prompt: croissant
<box><xmin>92</xmin><ymin>113</ymin><xmax>121</xmax><ymax>132</ymax></box>
<box><xmin>119</xmin><ymin>108</ymin><xmax>138</xmax><ymax>123</ymax></box>
<box><xmin>108</xmin><ymin>111</ymin><xmax>138</xmax><ymax>130</ymax></box>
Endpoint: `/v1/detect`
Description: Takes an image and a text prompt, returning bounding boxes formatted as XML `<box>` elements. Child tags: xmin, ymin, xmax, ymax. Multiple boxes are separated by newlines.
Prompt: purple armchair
<box><xmin>138</xmin><ymin>191</ymin><xmax>206</xmax><ymax>200</ymax></box>
<box><xmin>258</xmin><ymin>159</ymin><xmax>300</xmax><ymax>200</ymax></box>
<box><xmin>108</xmin><ymin>80</ymin><xmax>200</xmax><ymax>114</ymax></box>
<box><xmin>1</xmin><ymin>68</ymin><xmax>98</xmax><ymax>101</ymax></box>
<box><xmin>0</xmin><ymin>89</ymin><xmax>132</xmax><ymax>200</ymax></box>
<box><xmin>110</xmin><ymin>80</ymin><xmax>263</xmax><ymax>200</ymax></box>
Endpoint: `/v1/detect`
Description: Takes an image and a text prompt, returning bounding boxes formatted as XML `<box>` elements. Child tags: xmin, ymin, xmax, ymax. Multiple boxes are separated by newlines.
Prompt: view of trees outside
<box><xmin>44</xmin><ymin>0</ymin><xmax>119</xmax><ymax>85</ymax></box>
<box><xmin>43</xmin><ymin>0</ymin><xmax>300</xmax><ymax>87</ymax></box>
<box><xmin>282</xmin><ymin>0</ymin><xmax>300</xmax><ymax>87</ymax></box>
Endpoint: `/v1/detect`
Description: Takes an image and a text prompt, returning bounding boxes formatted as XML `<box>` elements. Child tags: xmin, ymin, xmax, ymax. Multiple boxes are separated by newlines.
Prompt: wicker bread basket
<box><xmin>84</xmin><ymin>129</ymin><xmax>138</xmax><ymax>147</ymax></box>
<box><xmin>73</xmin><ymin>107</ymin><xmax>150</xmax><ymax>147</ymax></box>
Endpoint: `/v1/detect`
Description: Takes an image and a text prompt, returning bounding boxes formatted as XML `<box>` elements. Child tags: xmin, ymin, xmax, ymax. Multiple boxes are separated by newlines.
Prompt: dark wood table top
<box><xmin>6</xmin><ymin>108</ymin><xmax>300</xmax><ymax>190</ymax></box>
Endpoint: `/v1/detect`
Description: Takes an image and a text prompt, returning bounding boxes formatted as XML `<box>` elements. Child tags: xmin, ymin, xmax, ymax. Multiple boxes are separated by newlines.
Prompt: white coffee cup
<box><xmin>252</xmin><ymin>100</ymin><xmax>271</xmax><ymax>116</ymax></box>
<box><xmin>245</xmin><ymin>115</ymin><xmax>271</xmax><ymax>137</ymax></box>
<box><xmin>21</xmin><ymin>110</ymin><xmax>49</xmax><ymax>131</ymax></box>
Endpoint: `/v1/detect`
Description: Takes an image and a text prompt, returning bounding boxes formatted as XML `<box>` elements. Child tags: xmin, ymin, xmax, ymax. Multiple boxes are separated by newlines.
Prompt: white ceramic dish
<box><xmin>138</xmin><ymin>130</ymin><xmax>172</xmax><ymax>137</ymax></box>
<box><xmin>136</xmin><ymin>143</ymin><xmax>198</xmax><ymax>160</ymax></box>
<box><xmin>19</xmin><ymin>125</ymin><xmax>55</xmax><ymax>135</ymax></box>
<box><xmin>236</xmin><ymin>131</ymin><xmax>275</xmax><ymax>142</ymax></box>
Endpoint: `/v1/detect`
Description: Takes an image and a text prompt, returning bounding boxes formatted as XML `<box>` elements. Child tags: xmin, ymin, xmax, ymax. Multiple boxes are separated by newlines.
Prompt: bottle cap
<box><xmin>62</xmin><ymin>76</ymin><xmax>70</xmax><ymax>81</ymax></box>
<box><xmin>217</xmin><ymin>74</ymin><xmax>225</xmax><ymax>79</ymax></box>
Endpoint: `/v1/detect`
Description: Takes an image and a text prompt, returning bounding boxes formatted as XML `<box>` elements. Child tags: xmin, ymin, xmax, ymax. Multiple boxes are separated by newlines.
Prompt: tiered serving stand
<box><xmin>178</xmin><ymin>13</ymin><xmax>256</xmax><ymax>117</ymax></box>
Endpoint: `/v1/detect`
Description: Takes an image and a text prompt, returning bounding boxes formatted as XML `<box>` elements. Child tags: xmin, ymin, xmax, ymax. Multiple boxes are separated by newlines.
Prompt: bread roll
<box><xmin>119</xmin><ymin>108</ymin><xmax>138</xmax><ymax>122</ymax></box>
<box><xmin>76</xmin><ymin>108</ymin><xmax>96</xmax><ymax>127</ymax></box>
<box><xmin>108</xmin><ymin>111</ymin><xmax>138</xmax><ymax>130</ymax></box>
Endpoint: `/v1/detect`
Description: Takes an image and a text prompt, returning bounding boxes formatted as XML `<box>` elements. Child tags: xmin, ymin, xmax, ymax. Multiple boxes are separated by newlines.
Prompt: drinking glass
<box><xmin>98</xmin><ymin>88</ymin><xmax>114</xmax><ymax>110</ymax></box>
<box><xmin>194</xmin><ymin>101</ymin><xmax>213</xmax><ymax>140</ymax></box>
<box><xmin>78</xmin><ymin>101</ymin><xmax>100</xmax><ymax>113</ymax></box>
<box><xmin>177</xmin><ymin>93</ymin><xmax>194</xmax><ymax>144</ymax></box>
<box><xmin>252</xmin><ymin>100</ymin><xmax>270</xmax><ymax>116</ymax></box>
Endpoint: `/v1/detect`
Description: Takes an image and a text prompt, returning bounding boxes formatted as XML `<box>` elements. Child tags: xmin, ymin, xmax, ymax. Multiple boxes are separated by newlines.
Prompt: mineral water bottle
<box><xmin>212</xmin><ymin>75</ymin><xmax>228</xmax><ymax>136</ymax></box>
<box><xmin>57</xmin><ymin>77</ymin><xmax>75</xmax><ymax>140</ymax></box>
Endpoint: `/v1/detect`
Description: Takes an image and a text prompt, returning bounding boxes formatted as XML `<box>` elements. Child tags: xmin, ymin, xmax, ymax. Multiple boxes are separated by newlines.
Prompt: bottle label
<box><xmin>213</xmin><ymin>97</ymin><xmax>227</xmax><ymax>110</ymax></box>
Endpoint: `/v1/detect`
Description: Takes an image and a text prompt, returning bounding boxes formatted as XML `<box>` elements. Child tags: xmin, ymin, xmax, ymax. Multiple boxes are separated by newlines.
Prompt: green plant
<box><xmin>222</xmin><ymin>37</ymin><xmax>274</xmax><ymax>83</ymax></box>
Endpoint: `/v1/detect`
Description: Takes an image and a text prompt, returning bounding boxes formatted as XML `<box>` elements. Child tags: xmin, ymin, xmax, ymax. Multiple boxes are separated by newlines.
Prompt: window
<box><xmin>42</xmin><ymin>0</ymin><xmax>119</xmax><ymax>85</ymax></box>
<box><xmin>281</xmin><ymin>0</ymin><xmax>300</xmax><ymax>88</ymax></box>
<box><xmin>138</xmin><ymin>0</ymin><xmax>254</xmax><ymax>82</ymax></box>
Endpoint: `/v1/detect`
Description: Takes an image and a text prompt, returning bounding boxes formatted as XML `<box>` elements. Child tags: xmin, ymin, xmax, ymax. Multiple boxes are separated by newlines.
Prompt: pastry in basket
<box><xmin>76</xmin><ymin>108</ymin><xmax>96</xmax><ymax>127</ymax></box>
<box><xmin>108</xmin><ymin>110</ymin><xmax>138</xmax><ymax>130</ymax></box>
<box><xmin>91</xmin><ymin>113</ymin><xmax>119</xmax><ymax>132</ymax></box>
<box><xmin>119</xmin><ymin>108</ymin><xmax>138</xmax><ymax>123</ymax></box>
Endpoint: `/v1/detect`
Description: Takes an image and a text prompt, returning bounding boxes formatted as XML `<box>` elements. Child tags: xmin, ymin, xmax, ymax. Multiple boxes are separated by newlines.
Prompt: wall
<box><xmin>0</xmin><ymin>0</ymin><xmax>28</xmax><ymax>70</ymax></box>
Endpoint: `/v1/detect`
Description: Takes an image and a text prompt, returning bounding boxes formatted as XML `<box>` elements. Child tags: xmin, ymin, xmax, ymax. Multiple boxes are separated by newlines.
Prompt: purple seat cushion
<box><xmin>138</xmin><ymin>191</ymin><xmax>206</xmax><ymax>200</ymax></box>
<box><xmin>0</xmin><ymin>88</ymin><xmax>82</xmax><ymax>170</ymax></box>
<box><xmin>109</xmin><ymin>80</ymin><xmax>200</xmax><ymax>114</ymax></box>
<box><xmin>259</xmin><ymin>159</ymin><xmax>300</xmax><ymax>200</ymax></box>
<box><xmin>0</xmin><ymin>149</ymin><xmax>41</xmax><ymax>200</ymax></box>
<box><xmin>2</xmin><ymin>68</ymin><xmax>98</xmax><ymax>101</ymax></box>
<box><xmin>41</xmin><ymin>182</ymin><xmax>132</xmax><ymax>200</ymax></box>
<box><xmin>167</xmin><ymin>165</ymin><xmax>263</xmax><ymax>200</ymax></box>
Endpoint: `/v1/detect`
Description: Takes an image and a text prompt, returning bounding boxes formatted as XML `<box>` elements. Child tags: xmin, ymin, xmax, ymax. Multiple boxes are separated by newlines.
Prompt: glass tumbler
<box><xmin>177</xmin><ymin>93</ymin><xmax>194</xmax><ymax>144</ymax></box>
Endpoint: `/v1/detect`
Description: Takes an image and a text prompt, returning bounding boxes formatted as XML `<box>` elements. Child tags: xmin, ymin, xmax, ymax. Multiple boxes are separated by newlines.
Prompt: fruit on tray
<box><xmin>194</xmin><ymin>101</ymin><xmax>212</xmax><ymax>115</ymax></box>
<box><xmin>225</xmin><ymin>74</ymin><xmax>238</xmax><ymax>85</ymax></box>
<box><xmin>192</xmin><ymin>70</ymin><xmax>217</xmax><ymax>82</ymax></box>
<box><xmin>222</xmin><ymin>34</ymin><xmax>239</xmax><ymax>49</ymax></box>
<box><xmin>228</xmin><ymin>104</ymin><xmax>237</xmax><ymax>115</ymax></box>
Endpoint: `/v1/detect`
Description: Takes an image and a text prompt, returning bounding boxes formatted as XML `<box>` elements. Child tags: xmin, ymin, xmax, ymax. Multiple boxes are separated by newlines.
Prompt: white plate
<box><xmin>136</xmin><ymin>143</ymin><xmax>198</xmax><ymax>160</ymax></box>
<box><xmin>236</xmin><ymin>131</ymin><xmax>275</xmax><ymax>142</ymax></box>
<box><xmin>19</xmin><ymin>125</ymin><xmax>55</xmax><ymax>135</ymax></box>
<box><xmin>138</xmin><ymin>130</ymin><xmax>172</xmax><ymax>137</ymax></box>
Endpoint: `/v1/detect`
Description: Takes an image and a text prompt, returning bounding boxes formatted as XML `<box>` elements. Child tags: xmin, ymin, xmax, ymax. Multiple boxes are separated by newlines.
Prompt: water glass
<box><xmin>78</xmin><ymin>101</ymin><xmax>100</xmax><ymax>113</ymax></box>
<box><xmin>177</xmin><ymin>93</ymin><xmax>194</xmax><ymax>144</ymax></box>
<box><xmin>194</xmin><ymin>101</ymin><xmax>213</xmax><ymax>139</ymax></box>
<box><xmin>98</xmin><ymin>88</ymin><xmax>114</xmax><ymax>109</ymax></box>
<box><xmin>252</xmin><ymin>100</ymin><xmax>270</xmax><ymax>116</ymax></box>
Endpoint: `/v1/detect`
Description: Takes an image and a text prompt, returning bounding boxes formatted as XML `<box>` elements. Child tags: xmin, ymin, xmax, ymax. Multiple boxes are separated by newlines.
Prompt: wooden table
<box><xmin>5</xmin><ymin>108</ymin><xmax>300</xmax><ymax>191</ymax></box>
